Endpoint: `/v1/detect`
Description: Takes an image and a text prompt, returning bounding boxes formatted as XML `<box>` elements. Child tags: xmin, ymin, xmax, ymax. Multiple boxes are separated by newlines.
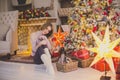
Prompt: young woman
<box><xmin>30</xmin><ymin>22</ymin><xmax>55</xmax><ymax>75</ymax></box>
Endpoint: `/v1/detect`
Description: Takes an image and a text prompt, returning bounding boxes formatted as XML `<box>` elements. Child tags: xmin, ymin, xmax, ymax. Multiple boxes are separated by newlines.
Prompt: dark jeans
<box><xmin>33</xmin><ymin>45</ymin><xmax>47</xmax><ymax>64</ymax></box>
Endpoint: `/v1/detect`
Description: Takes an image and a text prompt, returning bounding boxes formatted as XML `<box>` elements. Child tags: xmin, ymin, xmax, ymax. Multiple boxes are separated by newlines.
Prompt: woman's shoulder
<box><xmin>31</xmin><ymin>31</ymin><xmax>41</xmax><ymax>36</ymax></box>
<box><xmin>30</xmin><ymin>31</ymin><xmax>41</xmax><ymax>39</ymax></box>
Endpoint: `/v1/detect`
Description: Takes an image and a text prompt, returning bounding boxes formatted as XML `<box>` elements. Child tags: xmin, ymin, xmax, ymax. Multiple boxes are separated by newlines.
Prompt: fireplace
<box><xmin>18</xmin><ymin>17</ymin><xmax>57</xmax><ymax>55</ymax></box>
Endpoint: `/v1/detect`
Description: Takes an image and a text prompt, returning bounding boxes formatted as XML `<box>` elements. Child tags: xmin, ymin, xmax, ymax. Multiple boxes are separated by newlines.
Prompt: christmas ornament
<box><xmin>52</xmin><ymin>27</ymin><xmax>68</xmax><ymax>47</ymax></box>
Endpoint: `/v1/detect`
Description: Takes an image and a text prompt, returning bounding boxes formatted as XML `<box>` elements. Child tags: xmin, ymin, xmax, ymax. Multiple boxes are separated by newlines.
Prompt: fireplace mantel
<box><xmin>19</xmin><ymin>17</ymin><xmax>57</xmax><ymax>27</ymax></box>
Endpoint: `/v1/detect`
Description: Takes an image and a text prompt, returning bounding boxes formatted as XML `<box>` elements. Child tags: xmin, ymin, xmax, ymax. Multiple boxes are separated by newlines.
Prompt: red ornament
<box><xmin>108</xmin><ymin>0</ymin><xmax>112</xmax><ymax>4</ymax></box>
<box><xmin>116</xmin><ymin>12</ymin><xmax>120</xmax><ymax>16</ymax></box>
<box><xmin>81</xmin><ymin>42</ymin><xmax>86</xmax><ymax>47</ymax></box>
<box><xmin>93</xmin><ymin>26</ymin><xmax>98</xmax><ymax>32</ymax></box>
<box><xmin>101</xmin><ymin>30</ymin><xmax>105</xmax><ymax>35</ymax></box>
<box><xmin>103</xmin><ymin>11</ymin><xmax>108</xmax><ymax>16</ymax></box>
<box><xmin>51</xmin><ymin>37</ymin><xmax>57</xmax><ymax>42</ymax></box>
<box><xmin>80</xmin><ymin>14</ymin><xmax>83</xmax><ymax>17</ymax></box>
<box><xmin>107</xmin><ymin>6</ymin><xmax>111</xmax><ymax>10</ymax></box>
<box><xmin>112</xmin><ymin>16</ymin><xmax>117</xmax><ymax>21</ymax></box>
<box><xmin>70</xmin><ymin>22</ymin><xmax>74</xmax><ymax>25</ymax></box>
<box><xmin>117</xmin><ymin>30</ymin><xmax>120</xmax><ymax>35</ymax></box>
<box><xmin>82</xmin><ymin>29</ymin><xmax>86</xmax><ymax>33</ymax></box>
<box><xmin>88</xmin><ymin>1</ymin><xmax>93</xmax><ymax>5</ymax></box>
<box><xmin>52</xmin><ymin>52</ymin><xmax>60</xmax><ymax>57</ymax></box>
<box><xmin>74</xmin><ymin>29</ymin><xmax>77</xmax><ymax>32</ymax></box>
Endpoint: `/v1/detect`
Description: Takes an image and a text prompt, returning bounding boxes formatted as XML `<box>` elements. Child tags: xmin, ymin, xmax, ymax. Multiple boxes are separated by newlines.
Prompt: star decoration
<box><xmin>89</xmin><ymin>26</ymin><xmax>120</xmax><ymax>75</ymax></box>
<box><xmin>52</xmin><ymin>27</ymin><xmax>68</xmax><ymax>47</ymax></box>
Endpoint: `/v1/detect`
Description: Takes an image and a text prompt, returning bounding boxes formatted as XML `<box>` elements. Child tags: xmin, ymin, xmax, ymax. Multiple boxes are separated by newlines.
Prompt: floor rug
<box><xmin>0</xmin><ymin>53</ymin><xmax>59</xmax><ymax>64</ymax></box>
<box><xmin>8</xmin><ymin>54</ymin><xmax>34</xmax><ymax>64</ymax></box>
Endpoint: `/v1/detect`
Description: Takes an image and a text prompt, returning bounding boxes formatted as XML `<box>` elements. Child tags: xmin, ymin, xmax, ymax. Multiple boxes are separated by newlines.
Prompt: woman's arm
<box><xmin>35</xmin><ymin>40</ymin><xmax>47</xmax><ymax>50</ymax></box>
<box><xmin>30</xmin><ymin>33</ymin><xmax>37</xmax><ymax>56</ymax></box>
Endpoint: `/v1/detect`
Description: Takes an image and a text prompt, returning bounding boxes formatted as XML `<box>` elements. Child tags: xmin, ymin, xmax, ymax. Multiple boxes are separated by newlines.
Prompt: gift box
<box><xmin>92</xmin><ymin>58</ymin><xmax>110</xmax><ymax>72</ymax></box>
<box><xmin>71</xmin><ymin>49</ymin><xmax>90</xmax><ymax>60</ymax></box>
<box><xmin>116</xmin><ymin>63</ymin><xmax>120</xmax><ymax>80</ymax></box>
<box><xmin>114</xmin><ymin>46</ymin><xmax>120</xmax><ymax>53</ymax></box>
<box><xmin>70</xmin><ymin>49</ymin><xmax>93</xmax><ymax>68</ymax></box>
<box><xmin>114</xmin><ymin>46</ymin><xmax>120</xmax><ymax>70</ymax></box>
<box><xmin>113</xmin><ymin>58</ymin><xmax>120</xmax><ymax>71</ymax></box>
<box><xmin>67</xmin><ymin>54</ymin><xmax>94</xmax><ymax>68</ymax></box>
<box><xmin>52</xmin><ymin>52</ymin><xmax>60</xmax><ymax>57</ymax></box>
<box><xmin>116</xmin><ymin>74</ymin><xmax>120</xmax><ymax>80</ymax></box>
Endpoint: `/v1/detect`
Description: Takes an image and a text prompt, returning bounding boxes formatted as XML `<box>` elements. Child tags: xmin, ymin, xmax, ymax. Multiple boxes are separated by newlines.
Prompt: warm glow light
<box><xmin>89</xmin><ymin>26</ymin><xmax>120</xmax><ymax>75</ymax></box>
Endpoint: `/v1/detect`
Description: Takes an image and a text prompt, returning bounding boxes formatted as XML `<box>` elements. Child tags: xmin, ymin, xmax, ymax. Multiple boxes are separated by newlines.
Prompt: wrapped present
<box><xmin>71</xmin><ymin>49</ymin><xmax>90</xmax><ymax>60</ymax></box>
<box><xmin>114</xmin><ymin>46</ymin><xmax>120</xmax><ymax>70</ymax></box>
<box><xmin>92</xmin><ymin>58</ymin><xmax>110</xmax><ymax>72</ymax></box>
<box><xmin>67</xmin><ymin>54</ymin><xmax>94</xmax><ymax>68</ymax></box>
<box><xmin>113</xmin><ymin>57</ymin><xmax>120</xmax><ymax>71</ymax></box>
<box><xmin>116</xmin><ymin>63</ymin><xmax>120</xmax><ymax>80</ymax></box>
<box><xmin>52</xmin><ymin>52</ymin><xmax>60</xmax><ymax>57</ymax></box>
<box><xmin>114</xmin><ymin>46</ymin><xmax>120</xmax><ymax>53</ymax></box>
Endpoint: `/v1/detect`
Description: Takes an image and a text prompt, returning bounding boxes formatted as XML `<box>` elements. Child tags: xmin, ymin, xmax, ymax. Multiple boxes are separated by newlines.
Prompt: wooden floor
<box><xmin>0</xmin><ymin>61</ymin><xmax>116</xmax><ymax>80</ymax></box>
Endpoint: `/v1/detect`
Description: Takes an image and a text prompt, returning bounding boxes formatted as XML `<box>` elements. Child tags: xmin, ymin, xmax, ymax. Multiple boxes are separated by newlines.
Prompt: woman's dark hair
<box><xmin>41</xmin><ymin>22</ymin><xmax>53</xmax><ymax>38</ymax></box>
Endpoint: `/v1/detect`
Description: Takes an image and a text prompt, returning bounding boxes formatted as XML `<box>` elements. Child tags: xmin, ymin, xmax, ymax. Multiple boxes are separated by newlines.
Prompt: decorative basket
<box><xmin>67</xmin><ymin>54</ymin><xmax>94</xmax><ymax>68</ymax></box>
<box><xmin>77</xmin><ymin>57</ymin><xmax>94</xmax><ymax>68</ymax></box>
<box><xmin>56</xmin><ymin>60</ymin><xmax>78</xmax><ymax>72</ymax></box>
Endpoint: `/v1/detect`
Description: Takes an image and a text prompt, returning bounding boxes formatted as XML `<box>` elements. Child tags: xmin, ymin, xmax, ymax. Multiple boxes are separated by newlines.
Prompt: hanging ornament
<box><xmin>108</xmin><ymin>0</ymin><xmax>112</xmax><ymax>4</ymax></box>
<box><xmin>52</xmin><ymin>27</ymin><xmax>68</xmax><ymax>47</ymax></box>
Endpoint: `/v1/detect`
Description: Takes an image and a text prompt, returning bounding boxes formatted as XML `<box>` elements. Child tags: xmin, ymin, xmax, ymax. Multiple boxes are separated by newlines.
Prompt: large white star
<box><xmin>89</xmin><ymin>26</ymin><xmax>120</xmax><ymax>75</ymax></box>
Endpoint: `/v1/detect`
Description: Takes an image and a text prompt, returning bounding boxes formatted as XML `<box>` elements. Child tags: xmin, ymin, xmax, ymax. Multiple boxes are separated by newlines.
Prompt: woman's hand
<box><xmin>38</xmin><ymin>36</ymin><xmax>47</xmax><ymax>40</ymax></box>
<box><xmin>40</xmin><ymin>40</ymin><xmax>47</xmax><ymax>45</ymax></box>
<box><xmin>35</xmin><ymin>40</ymin><xmax>47</xmax><ymax>50</ymax></box>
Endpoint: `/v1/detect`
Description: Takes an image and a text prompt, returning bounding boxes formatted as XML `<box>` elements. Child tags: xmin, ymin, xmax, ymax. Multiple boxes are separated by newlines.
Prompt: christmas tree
<box><xmin>64</xmin><ymin>0</ymin><xmax>120</xmax><ymax>53</ymax></box>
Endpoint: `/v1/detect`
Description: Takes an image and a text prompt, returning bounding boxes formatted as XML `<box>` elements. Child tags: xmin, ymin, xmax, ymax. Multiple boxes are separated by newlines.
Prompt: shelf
<box><xmin>19</xmin><ymin>17</ymin><xmax>57</xmax><ymax>27</ymax></box>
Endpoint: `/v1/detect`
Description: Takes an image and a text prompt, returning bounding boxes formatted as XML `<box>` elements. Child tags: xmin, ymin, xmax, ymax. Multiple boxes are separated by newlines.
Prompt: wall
<box><xmin>54</xmin><ymin>0</ymin><xmax>61</xmax><ymax>25</ymax></box>
<box><xmin>7</xmin><ymin>0</ymin><xmax>14</xmax><ymax>11</ymax></box>
<box><xmin>33</xmin><ymin>0</ymin><xmax>61</xmax><ymax>25</ymax></box>
<box><xmin>0</xmin><ymin>0</ymin><xmax>13</xmax><ymax>12</ymax></box>
<box><xmin>0</xmin><ymin>0</ymin><xmax>7</xmax><ymax>12</ymax></box>
<box><xmin>34</xmin><ymin>0</ymin><xmax>55</xmax><ymax>17</ymax></box>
